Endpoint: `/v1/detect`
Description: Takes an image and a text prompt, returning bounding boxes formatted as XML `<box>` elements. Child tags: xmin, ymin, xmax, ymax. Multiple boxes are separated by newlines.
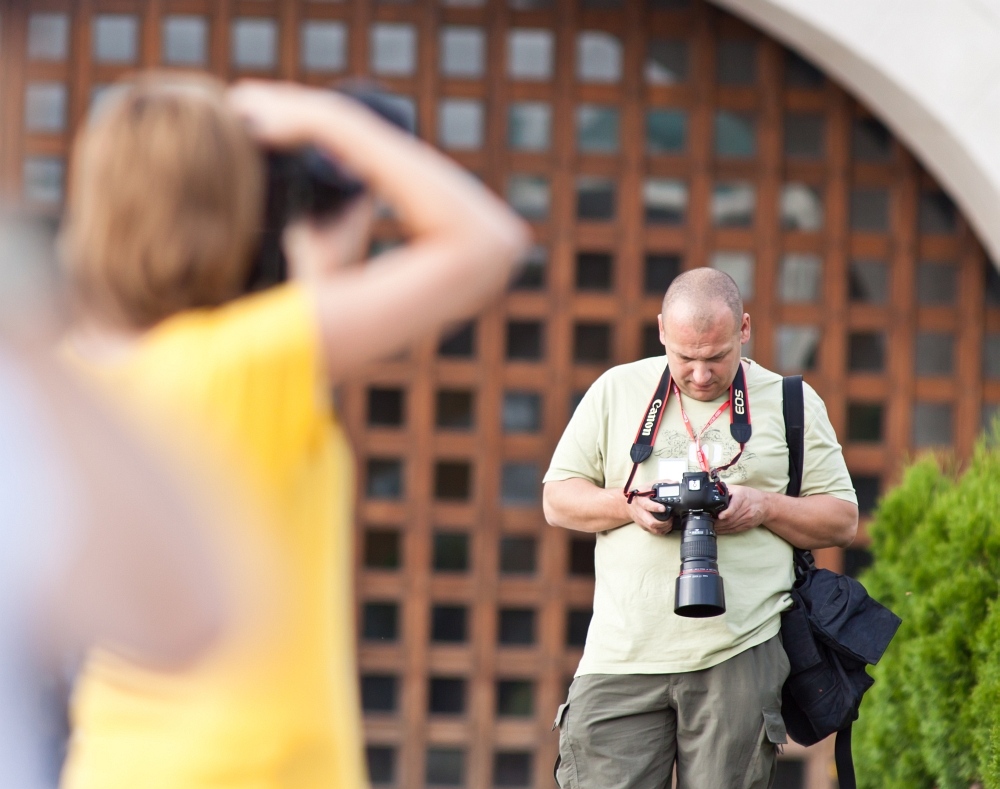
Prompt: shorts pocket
<box><xmin>741</xmin><ymin>708</ymin><xmax>787</xmax><ymax>789</ymax></box>
<box><xmin>553</xmin><ymin>702</ymin><xmax>578</xmax><ymax>789</ymax></box>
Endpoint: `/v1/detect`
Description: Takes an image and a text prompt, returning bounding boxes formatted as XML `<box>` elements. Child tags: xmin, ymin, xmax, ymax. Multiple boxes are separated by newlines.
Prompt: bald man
<box><xmin>543</xmin><ymin>268</ymin><xmax>858</xmax><ymax>789</ymax></box>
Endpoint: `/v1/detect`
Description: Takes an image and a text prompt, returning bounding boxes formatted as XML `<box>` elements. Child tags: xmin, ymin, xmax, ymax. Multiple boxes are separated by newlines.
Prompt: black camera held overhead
<box><xmin>651</xmin><ymin>472</ymin><xmax>730</xmax><ymax>618</ymax></box>
<box><xmin>245</xmin><ymin>86</ymin><xmax>416</xmax><ymax>293</ymax></box>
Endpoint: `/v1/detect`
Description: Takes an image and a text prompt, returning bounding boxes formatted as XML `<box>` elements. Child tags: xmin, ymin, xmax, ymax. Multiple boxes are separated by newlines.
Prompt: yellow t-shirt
<box><xmin>544</xmin><ymin>356</ymin><xmax>857</xmax><ymax>675</ymax></box>
<box><xmin>62</xmin><ymin>284</ymin><xmax>368</xmax><ymax>789</ymax></box>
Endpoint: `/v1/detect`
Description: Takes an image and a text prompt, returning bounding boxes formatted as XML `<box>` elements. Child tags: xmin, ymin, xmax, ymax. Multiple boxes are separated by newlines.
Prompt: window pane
<box><xmin>93</xmin><ymin>14</ymin><xmax>138</xmax><ymax>63</ymax></box>
<box><xmin>779</xmin><ymin>254</ymin><xmax>821</xmax><ymax>303</ymax></box>
<box><xmin>362</xmin><ymin>675</ymin><xmax>398</xmax><ymax>712</ymax></box>
<box><xmin>429</xmin><ymin>677</ymin><xmax>466</xmax><ymax>714</ymax></box>
<box><xmin>714</xmin><ymin>111</ymin><xmax>755</xmax><ymax>158</ymax></box>
<box><xmin>784</xmin><ymin>48</ymin><xmax>824</xmax><ymax>88</ymax></box>
<box><xmin>577</xmin><ymin>32</ymin><xmax>622</xmax><ymax>83</ymax></box>
<box><xmin>366</xmin><ymin>458</ymin><xmax>403</xmax><ymax>499</ymax></box>
<box><xmin>509</xmin><ymin>102</ymin><xmax>551</xmax><ymax>151</ymax></box>
<box><xmin>783</xmin><ymin>113</ymin><xmax>824</xmax><ymax>158</ymax></box>
<box><xmin>574</xmin><ymin>323</ymin><xmax>611</xmax><ymax>363</ymax></box>
<box><xmin>431</xmin><ymin>605</ymin><xmax>468</xmax><ymax>642</ymax></box>
<box><xmin>852</xmin><ymin>118</ymin><xmax>892</xmax><ymax>162</ymax></box>
<box><xmin>498</xmin><ymin>609</ymin><xmax>536</xmax><ymax>645</ymax></box>
<box><xmin>426</xmin><ymin>748</ymin><xmax>465</xmax><ymax>786</ymax></box>
<box><xmin>371</xmin><ymin>23</ymin><xmax>417</xmax><ymax>75</ymax></box>
<box><xmin>503</xmin><ymin>392</ymin><xmax>542</xmax><ymax>433</ymax></box>
<box><xmin>641</xmin><ymin>324</ymin><xmax>663</xmax><ymax>358</ymax></box>
<box><xmin>576</xmin><ymin>252</ymin><xmax>613</xmax><ymax>291</ymax></box>
<box><xmin>508</xmin><ymin>30</ymin><xmax>554</xmax><ymax>80</ymax></box>
<box><xmin>434</xmin><ymin>461</ymin><xmax>471</xmax><ymax>500</ymax></box>
<box><xmin>499</xmin><ymin>536</ymin><xmax>537</xmax><ymax>574</ymax></box>
<box><xmin>919</xmin><ymin>191</ymin><xmax>957</xmax><ymax>235</ymax></box>
<box><xmin>913</xmin><ymin>403</ymin><xmax>952</xmax><ymax>447</ymax></box>
<box><xmin>363</xmin><ymin>602</ymin><xmax>399</xmax><ymax>641</ymax></box>
<box><xmin>710</xmin><ymin>251</ymin><xmax>754</xmax><ymax>299</ymax></box>
<box><xmin>644</xmin><ymin>179</ymin><xmax>687</xmax><ymax>225</ymax></box>
<box><xmin>987</xmin><ymin>263</ymin><xmax>1000</xmax><ymax>307</ymax></box>
<box><xmin>646</xmin><ymin>109</ymin><xmax>687</xmax><ymax>155</ymax></box>
<box><xmin>576</xmin><ymin>105</ymin><xmax>620</xmax><ymax>153</ymax></box>
<box><xmin>916</xmin><ymin>262</ymin><xmax>957</xmax><ymax>306</ymax></box>
<box><xmin>506</xmin><ymin>321</ymin><xmax>543</xmax><ymax>360</ymax></box>
<box><xmin>164</xmin><ymin>16</ymin><xmax>208</xmax><ymax>66</ymax></box>
<box><xmin>645</xmin><ymin>40</ymin><xmax>688</xmax><ymax>84</ymax></box>
<box><xmin>983</xmin><ymin>334</ymin><xmax>1000</xmax><ymax>379</ymax></box>
<box><xmin>24</xmin><ymin>83</ymin><xmax>66</xmax><ymax>133</ymax></box>
<box><xmin>439</xmin><ymin>99</ymin><xmax>484</xmax><ymax>150</ymax></box>
<box><xmin>364</xmin><ymin>529</ymin><xmax>401</xmax><ymax>569</ymax></box>
<box><xmin>780</xmin><ymin>183</ymin><xmax>823</xmax><ymax>231</ymax></box>
<box><xmin>507</xmin><ymin>175</ymin><xmax>550</xmax><ymax>220</ymax></box>
<box><xmin>510</xmin><ymin>0</ymin><xmax>552</xmax><ymax>9</ymax></box>
<box><xmin>850</xmin><ymin>188</ymin><xmax>890</xmax><ymax>232</ymax></box>
<box><xmin>22</xmin><ymin>157</ymin><xmax>64</xmax><ymax>205</ymax></box>
<box><xmin>915</xmin><ymin>332</ymin><xmax>954</xmax><ymax>377</ymax></box>
<box><xmin>368</xmin><ymin>388</ymin><xmax>405</xmax><ymax>426</ymax></box>
<box><xmin>28</xmin><ymin>13</ymin><xmax>69</xmax><ymax>61</ymax></box>
<box><xmin>433</xmin><ymin>532</ymin><xmax>469</xmax><ymax>572</ymax></box>
<box><xmin>494</xmin><ymin>752</ymin><xmax>533</xmax><ymax>787</ymax></box>
<box><xmin>776</xmin><ymin>326</ymin><xmax>820</xmax><ymax>373</ymax></box>
<box><xmin>497</xmin><ymin>680</ymin><xmax>534</xmax><ymax>716</ymax></box>
<box><xmin>566</xmin><ymin>608</ymin><xmax>592</xmax><ymax>646</ymax></box>
<box><xmin>851</xmin><ymin>474</ymin><xmax>881</xmax><ymax>516</ymax></box>
<box><xmin>576</xmin><ymin>176</ymin><xmax>616</xmax><ymax>221</ymax></box>
<box><xmin>569</xmin><ymin>537</ymin><xmax>595</xmax><ymax>575</ymax></box>
<box><xmin>717</xmin><ymin>40</ymin><xmax>756</xmax><ymax>85</ymax></box>
<box><xmin>436</xmin><ymin>390</ymin><xmax>474</xmax><ymax>430</ymax></box>
<box><xmin>844</xmin><ymin>548</ymin><xmax>874</xmax><ymax>579</ymax></box>
<box><xmin>848</xmin><ymin>332</ymin><xmax>886</xmax><ymax>373</ymax></box>
<box><xmin>232</xmin><ymin>18</ymin><xmax>277</xmax><ymax>69</ymax></box>
<box><xmin>301</xmin><ymin>20</ymin><xmax>347</xmax><ymax>72</ymax></box>
<box><xmin>849</xmin><ymin>260</ymin><xmax>888</xmax><ymax>304</ymax></box>
<box><xmin>367</xmin><ymin>746</ymin><xmax>396</xmax><ymax>785</ymax></box>
<box><xmin>847</xmin><ymin>403</ymin><xmax>883</xmax><ymax>443</ymax></box>
<box><xmin>712</xmin><ymin>182</ymin><xmax>755</xmax><ymax>227</ymax></box>
<box><xmin>645</xmin><ymin>253</ymin><xmax>682</xmax><ymax>294</ymax></box>
<box><xmin>441</xmin><ymin>26</ymin><xmax>485</xmax><ymax>78</ymax></box>
<box><xmin>512</xmin><ymin>246</ymin><xmax>546</xmax><ymax>290</ymax></box>
<box><xmin>501</xmin><ymin>463</ymin><xmax>540</xmax><ymax>505</ymax></box>
<box><xmin>439</xmin><ymin>322</ymin><xmax>476</xmax><ymax>357</ymax></box>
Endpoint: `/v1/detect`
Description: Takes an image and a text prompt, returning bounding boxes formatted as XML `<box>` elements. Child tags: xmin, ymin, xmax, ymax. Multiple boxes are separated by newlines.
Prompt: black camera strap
<box><xmin>624</xmin><ymin>362</ymin><xmax>752</xmax><ymax>502</ymax></box>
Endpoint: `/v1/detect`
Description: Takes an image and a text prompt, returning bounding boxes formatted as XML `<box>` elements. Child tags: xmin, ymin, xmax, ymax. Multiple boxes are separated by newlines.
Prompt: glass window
<box><xmin>506</xmin><ymin>321</ymin><xmax>543</xmax><ymax>360</ymax></box>
<box><xmin>364</xmin><ymin>529</ymin><xmax>401</xmax><ymax>569</ymax></box>
<box><xmin>576</xmin><ymin>105</ymin><xmax>620</xmax><ymax>153</ymax></box>
<box><xmin>577</xmin><ymin>32</ymin><xmax>622</xmax><ymax>83</ymax></box>
<box><xmin>440</xmin><ymin>26</ymin><xmax>485</xmax><ymax>78</ymax></box>
<box><xmin>368</xmin><ymin>388</ymin><xmax>405</xmax><ymax>426</ymax></box>
<box><xmin>509</xmin><ymin>102</ymin><xmax>552</xmax><ymax>151</ymax></box>
<box><xmin>645</xmin><ymin>253</ymin><xmax>682</xmax><ymax>294</ymax></box>
<box><xmin>714</xmin><ymin>111</ymin><xmax>755</xmax><ymax>158</ymax></box>
<box><xmin>366</xmin><ymin>458</ymin><xmax>403</xmax><ymax>499</ymax></box>
<box><xmin>849</xmin><ymin>260</ymin><xmax>888</xmax><ymax>304</ymax></box>
<box><xmin>508</xmin><ymin>30</ymin><xmax>554</xmax><ymax>81</ymax></box>
<box><xmin>507</xmin><ymin>175</ymin><xmax>550</xmax><ymax>220</ymax></box>
<box><xmin>913</xmin><ymin>403</ymin><xmax>952</xmax><ymax>447</ymax></box>
<box><xmin>433</xmin><ymin>532</ymin><xmax>469</xmax><ymax>572</ymax></box>
<box><xmin>583</xmin><ymin>0</ymin><xmax>622</xmax><ymax>8</ymax></box>
<box><xmin>439</xmin><ymin>322</ymin><xmax>476</xmax><ymax>357</ymax></box>
<box><xmin>494</xmin><ymin>752</ymin><xmax>532</xmax><ymax>787</ymax></box>
<box><xmin>915</xmin><ymin>332</ymin><xmax>954</xmax><ymax>377</ymax></box>
<box><xmin>431</xmin><ymin>605</ymin><xmax>468</xmax><ymax>642</ymax></box>
<box><xmin>848</xmin><ymin>332</ymin><xmax>886</xmax><ymax>373</ymax></box>
<box><xmin>569</xmin><ymin>537</ymin><xmax>595</xmax><ymax>575</ymax></box>
<box><xmin>649</xmin><ymin>0</ymin><xmax>691</xmax><ymax>7</ymax></box>
<box><xmin>498</xmin><ymin>608</ymin><xmax>536</xmax><ymax>645</ymax></box>
<box><xmin>436</xmin><ymin>390</ymin><xmax>474</xmax><ymax>430</ymax></box>
<box><xmin>362</xmin><ymin>602</ymin><xmax>399</xmax><ymax>641</ymax></box>
<box><xmin>710</xmin><ymin>251</ymin><xmax>754</xmax><ymax>299</ymax></box>
<box><xmin>780</xmin><ymin>184</ymin><xmax>823</xmax><ymax>231</ymax></box>
<box><xmin>164</xmin><ymin>16</ymin><xmax>208</xmax><ymax>66</ymax></box>
<box><xmin>779</xmin><ymin>254</ymin><xmax>822</xmax><ymax>303</ymax></box>
<box><xmin>232</xmin><ymin>18</ymin><xmax>277</xmax><ymax>69</ymax></box>
<box><xmin>983</xmin><ymin>334</ymin><xmax>1000</xmax><ymax>379</ymax></box>
<box><xmin>429</xmin><ymin>677</ymin><xmax>466</xmax><ymax>714</ymax></box>
<box><xmin>784</xmin><ymin>48</ymin><xmax>824</xmax><ymax>88</ymax></box>
<box><xmin>497</xmin><ymin>680</ymin><xmax>534</xmax><ymax>716</ymax></box>
<box><xmin>576</xmin><ymin>176</ymin><xmax>616</xmax><ymax>221</ymax></box>
<box><xmin>24</xmin><ymin>83</ymin><xmax>66</xmax><ymax>133</ymax></box>
<box><xmin>371</xmin><ymin>23</ymin><xmax>417</xmax><ymax>75</ymax></box>
<box><xmin>426</xmin><ymin>748</ymin><xmax>465</xmax><ymax>786</ymax></box>
<box><xmin>510</xmin><ymin>0</ymin><xmax>552</xmax><ymax>9</ymax></box>
<box><xmin>501</xmin><ymin>463</ymin><xmax>540</xmax><ymax>505</ymax></box>
<box><xmin>576</xmin><ymin>252</ymin><xmax>613</xmax><ymax>291</ymax></box>
<box><xmin>641</xmin><ymin>324</ymin><xmax>663</xmax><ymax>358</ymax></box>
<box><xmin>850</xmin><ymin>188</ymin><xmax>890</xmax><ymax>232</ymax></box>
<box><xmin>712</xmin><ymin>182</ymin><xmax>755</xmax><ymax>227</ymax></box>
<box><xmin>916</xmin><ymin>262</ymin><xmax>957</xmax><ymax>306</ymax></box>
<box><xmin>361</xmin><ymin>675</ymin><xmax>398</xmax><ymax>712</ymax></box>
<box><xmin>574</xmin><ymin>323</ymin><xmax>611</xmax><ymax>363</ymax></box>
<box><xmin>851</xmin><ymin>474</ymin><xmax>881</xmax><ymax>516</ymax></box>
<box><xmin>852</xmin><ymin>118</ymin><xmax>892</xmax><ymax>162</ymax></box>
<box><xmin>984</xmin><ymin>404</ymin><xmax>1000</xmax><ymax>435</ymax></box>
<box><xmin>645</xmin><ymin>39</ymin><xmax>688</xmax><ymax>84</ymax></box>
<box><xmin>919</xmin><ymin>191</ymin><xmax>957</xmax><ymax>235</ymax></box>
<box><xmin>844</xmin><ymin>547</ymin><xmax>874</xmax><ymax>579</ymax></box>
<box><xmin>499</xmin><ymin>536</ymin><xmax>536</xmax><ymax>574</ymax></box>
<box><xmin>503</xmin><ymin>392</ymin><xmax>542</xmax><ymax>433</ymax></box>
<box><xmin>367</xmin><ymin>746</ymin><xmax>396</xmax><ymax>785</ymax></box>
<box><xmin>783</xmin><ymin>113</ymin><xmax>824</xmax><ymax>158</ymax></box>
<box><xmin>776</xmin><ymin>326</ymin><xmax>820</xmax><ymax>373</ymax></box>
<box><xmin>566</xmin><ymin>608</ymin><xmax>592</xmax><ymax>646</ymax></box>
<box><xmin>646</xmin><ymin>109</ymin><xmax>687</xmax><ymax>154</ymax></box>
<box><xmin>434</xmin><ymin>461</ymin><xmax>472</xmax><ymax>501</ymax></box>
<box><xmin>987</xmin><ymin>263</ymin><xmax>1000</xmax><ymax>307</ymax></box>
<box><xmin>22</xmin><ymin>157</ymin><xmax>64</xmax><ymax>205</ymax></box>
<box><xmin>28</xmin><ymin>13</ymin><xmax>69</xmax><ymax>61</ymax></box>
<box><xmin>301</xmin><ymin>20</ymin><xmax>347</xmax><ymax>72</ymax></box>
<box><xmin>847</xmin><ymin>403</ymin><xmax>883</xmax><ymax>443</ymax></box>
<box><xmin>644</xmin><ymin>178</ymin><xmax>687</xmax><ymax>225</ymax></box>
<box><xmin>717</xmin><ymin>40</ymin><xmax>756</xmax><ymax>86</ymax></box>
<box><xmin>438</xmin><ymin>99</ymin><xmax>484</xmax><ymax>150</ymax></box>
<box><xmin>447</xmin><ymin>0</ymin><xmax>487</xmax><ymax>6</ymax></box>
<box><xmin>93</xmin><ymin>14</ymin><xmax>138</xmax><ymax>63</ymax></box>
<box><xmin>512</xmin><ymin>246</ymin><xmax>546</xmax><ymax>290</ymax></box>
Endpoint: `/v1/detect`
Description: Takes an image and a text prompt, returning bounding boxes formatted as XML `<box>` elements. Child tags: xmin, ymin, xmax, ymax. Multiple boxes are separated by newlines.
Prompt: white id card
<box><xmin>657</xmin><ymin>458</ymin><xmax>687</xmax><ymax>483</ymax></box>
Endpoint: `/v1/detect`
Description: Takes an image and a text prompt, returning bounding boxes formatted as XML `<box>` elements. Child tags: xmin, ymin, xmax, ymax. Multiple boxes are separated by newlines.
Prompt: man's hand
<box><xmin>627</xmin><ymin>494</ymin><xmax>675</xmax><ymax>536</ymax></box>
<box><xmin>715</xmin><ymin>484</ymin><xmax>772</xmax><ymax>535</ymax></box>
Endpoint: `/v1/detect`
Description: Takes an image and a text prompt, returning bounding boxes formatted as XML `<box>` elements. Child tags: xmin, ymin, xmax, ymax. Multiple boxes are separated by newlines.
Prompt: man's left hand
<box><xmin>715</xmin><ymin>485</ymin><xmax>772</xmax><ymax>535</ymax></box>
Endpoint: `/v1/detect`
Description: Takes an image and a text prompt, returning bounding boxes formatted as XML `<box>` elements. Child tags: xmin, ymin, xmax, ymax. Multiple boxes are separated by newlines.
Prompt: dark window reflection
<box><xmin>426</xmin><ymin>749</ymin><xmax>465</xmax><ymax>786</ymax></box>
<box><xmin>498</xmin><ymin>609</ymin><xmax>536</xmax><ymax>645</ymax></box>
<box><xmin>851</xmin><ymin>474</ymin><xmax>880</xmax><ymax>516</ymax></box>
<box><xmin>574</xmin><ymin>323</ymin><xmax>611</xmax><ymax>363</ymax></box>
<box><xmin>569</xmin><ymin>537</ymin><xmax>596</xmax><ymax>576</ymax></box>
<box><xmin>364</xmin><ymin>529</ymin><xmax>401</xmax><ymax>570</ymax></box>
<box><xmin>494</xmin><ymin>752</ymin><xmax>533</xmax><ymax>787</ymax></box>
<box><xmin>783</xmin><ymin>113</ymin><xmax>824</xmax><ymax>158</ymax></box>
<box><xmin>641</xmin><ymin>324</ymin><xmax>663</xmax><ymax>358</ymax></box>
<box><xmin>503</xmin><ymin>392</ymin><xmax>542</xmax><ymax>433</ymax></box>
<box><xmin>512</xmin><ymin>246</ymin><xmax>546</xmax><ymax>290</ymax></box>
<box><xmin>577</xmin><ymin>176</ymin><xmax>616</xmax><ymax>220</ymax></box>
<box><xmin>497</xmin><ymin>680</ymin><xmax>534</xmax><ymax>716</ymax></box>
<box><xmin>363</xmin><ymin>602</ymin><xmax>399</xmax><ymax>641</ymax></box>
<box><xmin>367</xmin><ymin>459</ymin><xmax>403</xmax><ymax>499</ymax></box>
<box><xmin>367</xmin><ymin>746</ymin><xmax>396</xmax><ymax>785</ymax></box>
<box><xmin>913</xmin><ymin>402</ymin><xmax>952</xmax><ymax>447</ymax></box>
<box><xmin>433</xmin><ymin>532</ymin><xmax>470</xmax><ymax>572</ymax></box>
<box><xmin>851</xmin><ymin>117</ymin><xmax>892</xmax><ymax>162</ymax></box>
<box><xmin>843</xmin><ymin>548</ymin><xmax>873</xmax><ymax>580</ymax></box>
<box><xmin>986</xmin><ymin>263</ymin><xmax>1000</xmax><ymax>307</ymax></box>
<box><xmin>439</xmin><ymin>322</ymin><xmax>476</xmax><ymax>357</ymax></box>
<box><xmin>644</xmin><ymin>179</ymin><xmax>687</xmax><ymax>224</ymax></box>
<box><xmin>576</xmin><ymin>252</ymin><xmax>613</xmax><ymax>291</ymax></box>
<box><xmin>431</xmin><ymin>605</ymin><xmax>468</xmax><ymax>643</ymax></box>
<box><xmin>501</xmin><ymin>463</ymin><xmax>540</xmax><ymax>505</ymax></box>
<box><xmin>507</xmin><ymin>321</ymin><xmax>544</xmax><ymax>360</ymax></box>
<box><xmin>434</xmin><ymin>461</ymin><xmax>471</xmax><ymax>500</ymax></box>
<box><xmin>499</xmin><ymin>536</ymin><xmax>537</xmax><ymax>575</ymax></box>
<box><xmin>850</xmin><ymin>188</ymin><xmax>890</xmax><ymax>233</ymax></box>
<box><xmin>916</xmin><ymin>262</ymin><xmax>957</xmax><ymax>305</ymax></box>
<box><xmin>714</xmin><ymin>111</ymin><xmax>756</xmax><ymax>158</ymax></box>
<box><xmin>645</xmin><ymin>254</ymin><xmax>682</xmax><ymax>294</ymax></box>
<box><xmin>645</xmin><ymin>39</ymin><xmax>688</xmax><ymax>84</ymax></box>
<box><xmin>784</xmin><ymin>48</ymin><xmax>824</xmax><ymax>88</ymax></box>
<box><xmin>436</xmin><ymin>390</ymin><xmax>474</xmax><ymax>430</ymax></box>
<box><xmin>983</xmin><ymin>334</ymin><xmax>1000</xmax><ymax>379</ymax></box>
<box><xmin>566</xmin><ymin>608</ymin><xmax>592</xmax><ymax>646</ymax></box>
<box><xmin>849</xmin><ymin>260</ymin><xmax>888</xmax><ymax>304</ymax></box>
<box><xmin>848</xmin><ymin>332</ymin><xmax>886</xmax><ymax>373</ymax></box>
<box><xmin>847</xmin><ymin>403</ymin><xmax>883</xmax><ymax>443</ymax></box>
<box><xmin>919</xmin><ymin>191</ymin><xmax>957</xmax><ymax>234</ymax></box>
<box><xmin>429</xmin><ymin>677</ymin><xmax>466</xmax><ymax>714</ymax></box>
<box><xmin>717</xmin><ymin>39</ymin><xmax>756</xmax><ymax>85</ymax></box>
<box><xmin>368</xmin><ymin>388</ymin><xmax>405</xmax><ymax>427</ymax></box>
<box><xmin>361</xmin><ymin>675</ymin><xmax>398</xmax><ymax>713</ymax></box>
<box><xmin>914</xmin><ymin>333</ymin><xmax>953</xmax><ymax>377</ymax></box>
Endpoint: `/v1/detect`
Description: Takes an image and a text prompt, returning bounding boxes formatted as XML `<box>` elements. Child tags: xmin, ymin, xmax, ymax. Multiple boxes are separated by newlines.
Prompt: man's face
<box><xmin>657</xmin><ymin>302</ymin><xmax>751</xmax><ymax>402</ymax></box>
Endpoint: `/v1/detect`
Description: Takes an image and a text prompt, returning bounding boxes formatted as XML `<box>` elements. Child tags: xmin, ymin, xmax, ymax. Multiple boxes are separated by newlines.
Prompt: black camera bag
<box><xmin>780</xmin><ymin>376</ymin><xmax>902</xmax><ymax>789</ymax></box>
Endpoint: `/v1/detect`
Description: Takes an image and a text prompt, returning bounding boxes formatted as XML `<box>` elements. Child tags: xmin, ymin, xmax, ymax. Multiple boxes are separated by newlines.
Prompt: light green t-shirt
<box><xmin>544</xmin><ymin>356</ymin><xmax>857</xmax><ymax>675</ymax></box>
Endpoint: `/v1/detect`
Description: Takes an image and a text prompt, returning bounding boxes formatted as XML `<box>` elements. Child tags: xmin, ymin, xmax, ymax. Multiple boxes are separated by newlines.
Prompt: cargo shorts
<box><xmin>553</xmin><ymin>635</ymin><xmax>790</xmax><ymax>789</ymax></box>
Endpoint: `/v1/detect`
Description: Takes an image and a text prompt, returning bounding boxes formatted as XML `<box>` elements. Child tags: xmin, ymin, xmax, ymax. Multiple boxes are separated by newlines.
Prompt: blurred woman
<box><xmin>60</xmin><ymin>73</ymin><xmax>529</xmax><ymax>789</ymax></box>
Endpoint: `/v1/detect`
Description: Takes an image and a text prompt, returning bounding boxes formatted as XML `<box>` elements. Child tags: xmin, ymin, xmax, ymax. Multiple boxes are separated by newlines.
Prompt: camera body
<box><xmin>650</xmin><ymin>471</ymin><xmax>730</xmax><ymax>619</ymax></box>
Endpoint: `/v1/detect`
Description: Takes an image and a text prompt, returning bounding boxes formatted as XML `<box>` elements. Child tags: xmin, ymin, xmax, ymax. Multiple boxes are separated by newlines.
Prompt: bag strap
<box><xmin>835</xmin><ymin>722</ymin><xmax>857</xmax><ymax>789</ymax></box>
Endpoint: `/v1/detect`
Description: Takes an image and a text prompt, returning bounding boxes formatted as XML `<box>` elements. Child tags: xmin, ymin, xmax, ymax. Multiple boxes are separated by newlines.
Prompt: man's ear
<box><xmin>740</xmin><ymin>313</ymin><xmax>751</xmax><ymax>345</ymax></box>
<box><xmin>658</xmin><ymin>314</ymin><xmax>666</xmax><ymax>347</ymax></box>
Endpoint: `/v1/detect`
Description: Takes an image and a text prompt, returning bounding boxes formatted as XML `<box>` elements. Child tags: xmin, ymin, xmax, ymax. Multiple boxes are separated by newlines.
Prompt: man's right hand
<box><xmin>626</xmin><ymin>494</ymin><xmax>675</xmax><ymax>536</ymax></box>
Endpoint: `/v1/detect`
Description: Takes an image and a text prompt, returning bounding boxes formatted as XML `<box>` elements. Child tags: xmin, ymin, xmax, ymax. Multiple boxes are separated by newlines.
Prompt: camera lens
<box><xmin>674</xmin><ymin>512</ymin><xmax>726</xmax><ymax>618</ymax></box>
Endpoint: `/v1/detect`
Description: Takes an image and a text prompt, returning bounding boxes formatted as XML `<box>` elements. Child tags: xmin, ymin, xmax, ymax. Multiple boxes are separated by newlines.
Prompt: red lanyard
<box><xmin>674</xmin><ymin>383</ymin><xmax>731</xmax><ymax>475</ymax></box>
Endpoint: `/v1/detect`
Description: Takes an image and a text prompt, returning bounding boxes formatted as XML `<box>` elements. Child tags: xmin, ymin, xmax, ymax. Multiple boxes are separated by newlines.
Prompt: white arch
<box><xmin>710</xmin><ymin>0</ymin><xmax>1000</xmax><ymax>265</ymax></box>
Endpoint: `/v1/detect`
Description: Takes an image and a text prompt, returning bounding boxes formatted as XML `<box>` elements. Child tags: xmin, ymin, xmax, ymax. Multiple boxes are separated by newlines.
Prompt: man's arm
<box><xmin>543</xmin><ymin>477</ymin><xmax>677</xmax><ymax>536</ymax></box>
<box><xmin>716</xmin><ymin>486</ymin><xmax>858</xmax><ymax>549</ymax></box>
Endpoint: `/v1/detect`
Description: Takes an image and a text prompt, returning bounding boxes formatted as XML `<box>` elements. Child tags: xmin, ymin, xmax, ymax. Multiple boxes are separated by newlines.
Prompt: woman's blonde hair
<box><xmin>62</xmin><ymin>72</ymin><xmax>264</xmax><ymax>329</ymax></box>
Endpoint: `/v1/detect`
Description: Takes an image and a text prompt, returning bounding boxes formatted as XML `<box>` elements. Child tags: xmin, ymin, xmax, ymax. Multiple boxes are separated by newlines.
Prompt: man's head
<box><xmin>657</xmin><ymin>268</ymin><xmax>751</xmax><ymax>401</ymax></box>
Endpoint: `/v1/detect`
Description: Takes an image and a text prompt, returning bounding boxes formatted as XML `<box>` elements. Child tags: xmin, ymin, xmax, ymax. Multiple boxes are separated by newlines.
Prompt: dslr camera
<box><xmin>651</xmin><ymin>471</ymin><xmax>730</xmax><ymax>618</ymax></box>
